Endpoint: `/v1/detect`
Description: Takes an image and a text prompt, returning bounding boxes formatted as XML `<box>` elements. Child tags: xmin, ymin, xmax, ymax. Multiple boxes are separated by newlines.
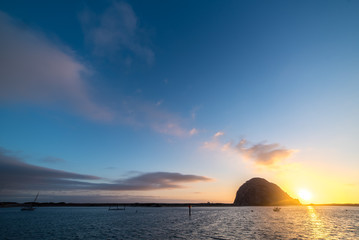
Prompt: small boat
<box><xmin>273</xmin><ymin>207</ymin><xmax>281</xmax><ymax>212</ymax></box>
<box><xmin>108</xmin><ymin>205</ymin><xmax>125</xmax><ymax>211</ymax></box>
<box><xmin>21</xmin><ymin>192</ymin><xmax>39</xmax><ymax>211</ymax></box>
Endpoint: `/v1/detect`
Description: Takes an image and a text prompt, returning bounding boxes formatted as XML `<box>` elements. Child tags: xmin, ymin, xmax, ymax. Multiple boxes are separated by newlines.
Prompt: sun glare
<box><xmin>298</xmin><ymin>189</ymin><xmax>312</xmax><ymax>202</ymax></box>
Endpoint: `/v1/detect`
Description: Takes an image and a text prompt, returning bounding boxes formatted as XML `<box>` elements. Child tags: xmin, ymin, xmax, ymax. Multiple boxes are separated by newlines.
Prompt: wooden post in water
<box><xmin>188</xmin><ymin>204</ymin><xmax>192</xmax><ymax>216</ymax></box>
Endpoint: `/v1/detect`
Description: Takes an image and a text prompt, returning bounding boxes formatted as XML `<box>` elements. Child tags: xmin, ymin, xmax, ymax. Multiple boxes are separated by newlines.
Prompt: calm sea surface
<box><xmin>0</xmin><ymin>206</ymin><xmax>358</xmax><ymax>239</ymax></box>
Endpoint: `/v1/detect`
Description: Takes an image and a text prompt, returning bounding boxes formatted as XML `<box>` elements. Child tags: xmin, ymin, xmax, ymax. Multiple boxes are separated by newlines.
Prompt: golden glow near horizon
<box><xmin>275</xmin><ymin>157</ymin><xmax>359</xmax><ymax>204</ymax></box>
<box><xmin>298</xmin><ymin>189</ymin><xmax>312</xmax><ymax>202</ymax></box>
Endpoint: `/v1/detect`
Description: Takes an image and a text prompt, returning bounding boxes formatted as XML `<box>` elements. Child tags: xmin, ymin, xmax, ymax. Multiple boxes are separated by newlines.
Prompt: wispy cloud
<box><xmin>100</xmin><ymin>172</ymin><xmax>212</xmax><ymax>191</ymax></box>
<box><xmin>214</xmin><ymin>131</ymin><xmax>224</xmax><ymax>138</ymax></box>
<box><xmin>202</xmin><ymin>132</ymin><xmax>296</xmax><ymax>166</ymax></box>
<box><xmin>0</xmin><ymin>10</ymin><xmax>193</xmax><ymax>137</ymax></box>
<box><xmin>0</xmin><ymin>11</ymin><xmax>113</xmax><ymax>121</ymax></box>
<box><xmin>0</xmin><ymin>147</ymin><xmax>212</xmax><ymax>194</ymax></box>
<box><xmin>190</xmin><ymin>106</ymin><xmax>201</xmax><ymax>120</ymax></box>
<box><xmin>80</xmin><ymin>1</ymin><xmax>154</xmax><ymax>64</ymax></box>
<box><xmin>189</xmin><ymin>128</ymin><xmax>198</xmax><ymax>136</ymax></box>
<box><xmin>236</xmin><ymin>139</ymin><xmax>296</xmax><ymax>165</ymax></box>
<box><xmin>119</xmin><ymin>98</ymin><xmax>194</xmax><ymax>137</ymax></box>
<box><xmin>202</xmin><ymin>131</ymin><xmax>225</xmax><ymax>150</ymax></box>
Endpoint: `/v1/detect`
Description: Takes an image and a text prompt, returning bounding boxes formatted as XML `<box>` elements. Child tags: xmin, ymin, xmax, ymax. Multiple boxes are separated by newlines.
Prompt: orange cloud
<box><xmin>202</xmin><ymin>131</ymin><xmax>225</xmax><ymax>150</ymax></box>
<box><xmin>202</xmin><ymin>134</ymin><xmax>296</xmax><ymax>166</ymax></box>
<box><xmin>189</xmin><ymin>128</ymin><xmax>199</xmax><ymax>136</ymax></box>
<box><xmin>236</xmin><ymin>139</ymin><xmax>296</xmax><ymax>165</ymax></box>
<box><xmin>214</xmin><ymin>131</ymin><xmax>224</xmax><ymax>138</ymax></box>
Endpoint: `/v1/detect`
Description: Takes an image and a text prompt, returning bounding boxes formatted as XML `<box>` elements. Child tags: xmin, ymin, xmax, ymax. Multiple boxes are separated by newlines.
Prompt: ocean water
<box><xmin>0</xmin><ymin>206</ymin><xmax>358</xmax><ymax>239</ymax></box>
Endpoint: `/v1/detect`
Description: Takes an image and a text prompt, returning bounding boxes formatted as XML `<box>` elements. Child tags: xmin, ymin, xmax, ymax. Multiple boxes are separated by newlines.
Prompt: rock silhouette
<box><xmin>233</xmin><ymin>177</ymin><xmax>301</xmax><ymax>206</ymax></box>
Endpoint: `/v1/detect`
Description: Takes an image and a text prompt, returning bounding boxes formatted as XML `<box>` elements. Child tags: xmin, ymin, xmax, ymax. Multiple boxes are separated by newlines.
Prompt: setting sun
<box><xmin>298</xmin><ymin>189</ymin><xmax>312</xmax><ymax>202</ymax></box>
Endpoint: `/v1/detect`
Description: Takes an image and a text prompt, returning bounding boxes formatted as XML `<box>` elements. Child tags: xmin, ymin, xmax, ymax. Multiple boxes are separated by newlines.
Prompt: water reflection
<box><xmin>1</xmin><ymin>206</ymin><xmax>358</xmax><ymax>239</ymax></box>
<box><xmin>307</xmin><ymin>206</ymin><xmax>327</xmax><ymax>239</ymax></box>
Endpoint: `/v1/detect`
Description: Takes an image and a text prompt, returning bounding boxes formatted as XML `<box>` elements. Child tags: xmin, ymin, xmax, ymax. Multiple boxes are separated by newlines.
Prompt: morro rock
<box><xmin>233</xmin><ymin>177</ymin><xmax>301</xmax><ymax>206</ymax></box>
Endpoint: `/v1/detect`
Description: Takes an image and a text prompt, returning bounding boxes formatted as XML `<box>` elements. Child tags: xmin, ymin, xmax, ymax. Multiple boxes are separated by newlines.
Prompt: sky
<box><xmin>0</xmin><ymin>0</ymin><xmax>358</xmax><ymax>204</ymax></box>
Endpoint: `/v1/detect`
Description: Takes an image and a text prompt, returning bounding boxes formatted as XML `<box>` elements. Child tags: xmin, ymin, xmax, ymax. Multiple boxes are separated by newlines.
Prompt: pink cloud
<box><xmin>236</xmin><ymin>139</ymin><xmax>295</xmax><ymax>165</ymax></box>
<box><xmin>189</xmin><ymin>128</ymin><xmax>198</xmax><ymax>136</ymax></box>
<box><xmin>203</xmin><ymin>134</ymin><xmax>296</xmax><ymax>166</ymax></box>
<box><xmin>214</xmin><ymin>131</ymin><xmax>224</xmax><ymax>138</ymax></box>
<box><xmin>202</xmin><ymin>131</ymin><xmax>225</xmax><ymax>150</ymax></box>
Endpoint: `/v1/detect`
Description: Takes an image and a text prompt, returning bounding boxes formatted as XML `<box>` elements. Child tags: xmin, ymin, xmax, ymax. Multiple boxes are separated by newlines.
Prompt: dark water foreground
<box><xmin>1</xmin><ymin>206</ymin><xmax>358</xmax><ymax>239</ymax></box>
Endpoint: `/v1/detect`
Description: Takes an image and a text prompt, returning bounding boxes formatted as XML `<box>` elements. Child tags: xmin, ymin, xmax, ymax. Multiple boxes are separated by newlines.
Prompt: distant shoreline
<box><xmin>1</xmin><ymin>202</ymin><xmax>231</xmax><ymax>208</ymax></box>
<box><xmin>1</xmin><ymin>202</ymin><xmax>358</xmax><ymax>208</ymax></box>
<box><xmin>305</xmin><ymin>203</ymin><xmax>359</xmax><ymax>207</ymax></box>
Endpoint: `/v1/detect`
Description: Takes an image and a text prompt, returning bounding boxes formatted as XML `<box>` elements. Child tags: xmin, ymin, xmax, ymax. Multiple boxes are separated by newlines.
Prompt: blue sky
<box><xmin>0</xmin><ymin>0</ymin><xmax>358</xmax><ymax>203</ymax></box>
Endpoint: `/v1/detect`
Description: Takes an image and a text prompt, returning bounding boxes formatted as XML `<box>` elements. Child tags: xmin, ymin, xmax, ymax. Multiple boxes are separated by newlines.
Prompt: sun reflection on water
<box><xmin>307</xmin><ymin>206</ymin><xmax>328</xmax><ymax>239</ymax></box>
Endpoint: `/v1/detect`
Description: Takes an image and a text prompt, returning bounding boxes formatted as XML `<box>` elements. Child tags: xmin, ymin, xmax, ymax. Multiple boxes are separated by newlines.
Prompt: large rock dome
<box><xmin>233</xmin><ymin>177</ymin><xmax>301</xmax><ymax>206</ymax></box>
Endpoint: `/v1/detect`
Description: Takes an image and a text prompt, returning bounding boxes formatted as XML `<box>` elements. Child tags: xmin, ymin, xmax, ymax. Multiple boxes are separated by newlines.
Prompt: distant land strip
<box><xmin>0</xmin><ymin>202</ymin><xmax>232</xmax><ymax>208</ymax></box>
<box><xmin>1</xmin><ymin>202</ymin><xmax>358</xmax><ymax>208</ymax></box>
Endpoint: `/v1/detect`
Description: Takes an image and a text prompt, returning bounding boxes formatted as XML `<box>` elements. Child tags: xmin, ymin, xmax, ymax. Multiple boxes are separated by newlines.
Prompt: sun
<box><xmin>298</xmin><ymin>189</ymin><xmax>312</xmax><ymax>202</ymax></box>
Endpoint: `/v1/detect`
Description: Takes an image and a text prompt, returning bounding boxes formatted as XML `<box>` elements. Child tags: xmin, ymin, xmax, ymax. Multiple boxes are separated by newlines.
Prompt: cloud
<box><xmin>214</xmin><ymin>131</ymin><xmax>224</xmax><ymax>138</ymax></box>
<box><xmin>202</xmin><ymin>131</ymin><xmax>225</xmax><ymax>150</ymax></box>
<box><xmin>119</xmin><ymin>98</ymin><xmax>194</xmax><ymax>137</ymax></box>
<box><xmin>0</xmin><ymin>147</ymin><xmax>212</xmax><ymax>194</ymax></box>
<box><xmin>202</xmin><ymin>134</ymin><xmax>295</xmax><ymax>166</ymax></box>
<box><xmin>151</xmin><ymin>122</ymin><xmax>188</xmax><ymax>137</ymax></box>
<box><xmin>80</xmin><ymin>1</ymin><xmax>154</xmax><ymax>64</ymax></box>
<box><xmin>100</xmin><ymin>172</ymin><xmax>212</xmax><ymax>191</ymax></box>
<box><xmin>0</xmin><ymin>11</ymin><xmax>113</xmax><ymax>121</ymax></box>
<box><xmin>189</xmin><ymin>128</ymin><xmax>198</xmax><ymax>136</ymax></box>
<box><xmin>0</xmin><ymin>10</ymin><xmax>191</xmax><ymax>137</ymax></box>
<box><xmin>236</xmin><ymin>139</ymin><xmax>295</xmax><ymax>165</ymax></box>
<box><xmin>190</xmin><ymin>106</ymin><xmax>201</xmax><ymax>120</ymax></box>
<box><xmin>0</xmin><ymin>147</ymin><xmax>101</xmax><ymax>191</ymax></box>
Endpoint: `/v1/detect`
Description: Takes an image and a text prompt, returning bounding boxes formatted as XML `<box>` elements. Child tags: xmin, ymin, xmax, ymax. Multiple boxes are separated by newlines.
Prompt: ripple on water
<box><xmin>1</xmin><ymin>206</ymin><xmax>359</xmax><ymax>239</ymax></box>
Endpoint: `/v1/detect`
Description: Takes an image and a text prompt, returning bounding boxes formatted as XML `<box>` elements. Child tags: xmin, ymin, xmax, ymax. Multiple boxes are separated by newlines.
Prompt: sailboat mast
<box><xmin>34</xmin><ymin>192</ymin><xmax>39</xmax><ymax>202</ymax></box>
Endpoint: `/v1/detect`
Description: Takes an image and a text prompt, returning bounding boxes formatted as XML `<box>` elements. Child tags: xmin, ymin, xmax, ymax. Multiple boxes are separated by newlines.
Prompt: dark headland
<box><xmin>234</xmin><ymin>177</ymin><xmax>301</xmax><ymax>206</ymax></box>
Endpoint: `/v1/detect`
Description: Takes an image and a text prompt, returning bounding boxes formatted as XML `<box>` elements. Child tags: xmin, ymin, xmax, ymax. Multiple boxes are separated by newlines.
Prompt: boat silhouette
<box><xmin>273</xmin><ymin>207</ymin><xmax>281</xmax><ymax>212</ymax></box>
<box><xmin>21</xmin><ymin>192</ymin><xmax>39</xmax><ymax>211</ymax></box>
